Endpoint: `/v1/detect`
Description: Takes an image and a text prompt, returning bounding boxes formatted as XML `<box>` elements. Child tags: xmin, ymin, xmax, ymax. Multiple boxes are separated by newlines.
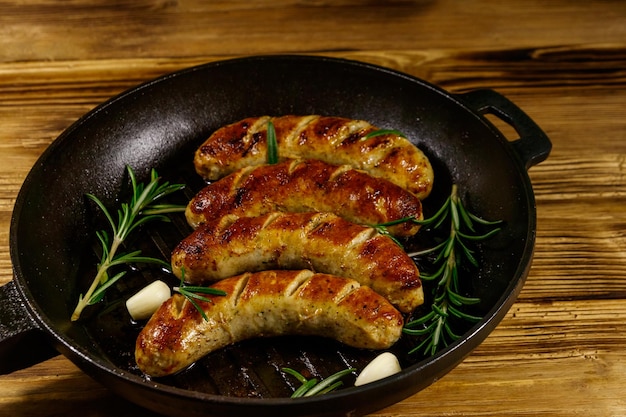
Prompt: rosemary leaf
<box><xmin>173</xmin><ymin>270</ymin><xmax>227</xmax><ymax>321</ymax></box>
<box><xmin>436</xmin><ymin>266</ymin><xmax>450</xmax><ymax>288</ymax></box>
<box><xmin>364</xmin><ymin>129</ymin><xmax>407</xmax><ymax>139</ymax></box>
<box><xmin>175</xmin><ymin>287</ymin><xmax>227</xmax><ymax>303</ymax></box>
<box><xmin>405</xmin><ymin>310</ymin><xmax>436</xmax><ymax>327</ymax></box>
<box><xmin>455</xmin><ymin>237</ymin><xmax>479</xmax><ymax>267</ymax></box>
<box><xmin>283</xmin><ymin>367</ymin><xmax>355</xmax><ymax>398</ymax></box>
<box><xmin>447</xmin><ymin>288</ymin><xmax>481</xmax><ymax>306</ymax></box>
<box><xmin>414</xmin><ymin>197</ymin><xmax>450</xmax><ymax>228</ymax></box>
<box><xmin>180</xmin><ymin>285</ymin><xmax>228</xmax><ymax>296</ymax></box>
<box><xmin>467</xmin><ymin>210</ymin><xmax>504</xmax><ymax>226</ymax></box>
<box><xmin>174</xmin><ymin>290</ymin><xmax>214</xmax><ymax>304</ymax></box>
<box><xmin>282</xmin><ymin>367</ymin><xmax>309</xmax><ymax>384</ymax></box>
<box><xmin>430</xmin><ymin>316</ymin><xmax>444</xmax><ymax>353</ymax></box>
<box><xmin>448</xmin><ymin>304</ymin><xmax>482</xmax><ymax>322</ymax></box>
<box><xmin>442</xmin><ymin>237</ymin><xmax>455</xmax><ymax>259</ymax></box>
<box><xmin>403</xmin><ymin>319</ymin><xmax>438</xmax><ymax>337</ymax></box>
<box><xmin>444</xmin><ymin>322</ymin><xmax>461</xmax><ymax>340</ymax></box>
<box><xmin>431</xmin><ymin>303</ymin><xmax>449</xmax><ymax>318</ymax></box>
<box><xmin>456</xmin><ymin>199</ymin><xmax>476</xmax><ymax>232</ymax></box>
<box><xmin>312</xmin><ymin>381</ymin><xmax>344</xmax><ymax>396</ymax></box>
<box><xmin>408</xmin><ymin>334</ymin><xmax>433</xmax><ymax>355</ymax></box>
<box><xmin>87</xmin><ymin>194</ymin><xmax>117</xmax><ymax>232</ymax></box>
<box><xmin>304</xmin><ymin>368</ymin><xmax>355</xmax><ymax>397</ymax></box>
<box><xmin>108</xmin><ymin>251</ymin><xmax>171</xmax><ymax>270</ymax></box>
<box><xmin>184</xmin><ymin>295</ymin><xmax>209</xmax><ymax>322</ymax></box>
<box><xmin>458</xmin><ymin>228</ymin><xmax>503</xmax><ymax>241</ymax></box>
<box><xmin>419</xmin><ymin>261</ymin><xmax>446</xmax><ymax>281</ymax></box>
<box><xmin>292</xmin><ymin>379</ymin><xmax>318</xmax><ymax>398</ymax></box>
<box><xmin>371</xmin><ymin>224</ymin><xmax>404</xmax><ymax>248</ymax></box>
<box><xmin>402</xmin><ymin>326</ymin><xmax>432</xmax><ymax>337</ymax></box>
<box><xmin>450</xmin><ymin>198</ymin><xmax>461</xmax><ymax>229</ymax></box>
<box><xmin>407</xmin><ymin>239</ymin><xmax>448</xmax><ymax>258</ymax></box>
<box><xmin>267</xmin><ymin>120</ymin><xmax>279</xmax><ymax>164</ymax></box>
<box><xmin>88</xmin><ymin>271</ymin><xmax>127</xmax><ymax>305</ymax></box>
<box><xmin>374</xmin><ymin>216</ymin><xmax>417</xmax><ymax>227</ymax></box>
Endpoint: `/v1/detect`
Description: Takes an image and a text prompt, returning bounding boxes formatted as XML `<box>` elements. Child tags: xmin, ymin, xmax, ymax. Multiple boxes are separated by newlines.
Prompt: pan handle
<box><xmin>457</xmin><ymin>89</ymin><xmax>552</xmax><ymax>170</ymax></box>
<box><xmin>0</xmin><ymin>280</ymin><xmax>58</xmax><ymax>374</ymax></box>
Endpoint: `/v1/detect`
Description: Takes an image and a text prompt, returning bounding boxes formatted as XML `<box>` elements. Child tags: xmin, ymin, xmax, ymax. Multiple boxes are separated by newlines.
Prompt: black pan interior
<box><xmin>11</xmin><ymin>55</ymin><xmax>536</xmax><ymax>417</ymax></box>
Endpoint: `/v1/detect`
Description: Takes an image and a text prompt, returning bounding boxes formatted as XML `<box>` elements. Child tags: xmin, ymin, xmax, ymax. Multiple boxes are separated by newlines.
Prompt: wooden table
<box><xmin>1</xmin><ymin>1</ymin><xmax>625</xmax><ymax>416</ymax></box>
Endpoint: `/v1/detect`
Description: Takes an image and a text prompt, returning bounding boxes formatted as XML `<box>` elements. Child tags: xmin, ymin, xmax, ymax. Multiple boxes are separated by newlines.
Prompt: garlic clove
<box><xmin>354</xmin><ymin>352</ymin><xmax>401</xmax><ymax>386</ymax></box>
<box><xmin>125</xmin><ymin>280</ymin><xmax>171</xmax><ymax>321</ymax></box>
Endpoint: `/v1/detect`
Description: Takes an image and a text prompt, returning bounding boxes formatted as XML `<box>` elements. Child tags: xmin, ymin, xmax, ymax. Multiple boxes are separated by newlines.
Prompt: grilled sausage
<box><xmin>135</xmin><ymin>270</ymin><xmax>404</xmax><ymax>377</ymax></box>
<box><xmin>171</xmin><ymin>211</ymin><xmax>423</xmax><ymax>313</ymax></box>
<box><xmin>194</xmin><ymin>115</ymin><xmax>434</xmax><ymax>199</ymax></box>
<box><xmin>186</xmin><ymin>159</ymin><xmax>423</xmax><ymax>237</ymax></box>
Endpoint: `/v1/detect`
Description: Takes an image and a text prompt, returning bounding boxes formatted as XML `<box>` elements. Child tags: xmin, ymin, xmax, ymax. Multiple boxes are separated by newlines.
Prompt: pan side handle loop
<box><xmin>457</xmin><ymin>89</ymin><xmax>552</xmax><ymax>170</ymax></box>
<box><xmin>0</xmin><ymin>280</ymin><xmax>59</xmax><ymax>374</ymax></box>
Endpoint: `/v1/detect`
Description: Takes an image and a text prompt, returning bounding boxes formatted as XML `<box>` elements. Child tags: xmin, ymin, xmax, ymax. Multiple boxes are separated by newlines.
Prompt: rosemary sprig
<box><xmin>173</xmin><ymin>271</ymin><xmax>227</xmax><ymax>321</ymax></box>
<box><xmin>370</xmin><ymin>216</ymin><xmax>412</xmax><ymax>247</ymax></box>
<box><xmin>282</xmin><ymin>367</ymin><xmax>356</xmax><ymax>398</ymax></box>
<box><xmin>267</xmin><ymin>119</ymin><xmax>279</xmax><ymax>164</ymax></box>
<box><xmin>403</xmin><ymin>184</ymin><xmax>502</xmax><ymax>356</ymax></box>
<box><xmin>364</xmin><ymin>128</ymin><xmax>407</xmax><ymax>139</ymax></box>
<box><xmin>71</xmin><ymin>166</ymin><xmax>185</xmax><ymax>321</ymax></box>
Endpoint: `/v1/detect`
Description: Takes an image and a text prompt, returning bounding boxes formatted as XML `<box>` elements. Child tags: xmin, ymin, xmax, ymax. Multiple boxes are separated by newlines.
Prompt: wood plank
<box><xmin>2</xmin><ymin>1</ymin><xmax>626</xmax><ymax>61</ymax></box>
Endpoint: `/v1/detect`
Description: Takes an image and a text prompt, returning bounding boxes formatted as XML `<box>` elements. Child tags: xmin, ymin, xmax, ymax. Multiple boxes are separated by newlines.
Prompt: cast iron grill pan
<box><xmin>4</xmin><ymin>55</ymin><xmax>551</xmax><ymax>417</ymax></box>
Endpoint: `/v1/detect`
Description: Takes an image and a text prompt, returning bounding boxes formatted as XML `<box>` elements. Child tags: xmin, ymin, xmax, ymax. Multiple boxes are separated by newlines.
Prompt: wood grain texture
<box><xmin>1</xmin><ymin>0</ymin><xmax>625</xmax><ymax>416</ymax></box>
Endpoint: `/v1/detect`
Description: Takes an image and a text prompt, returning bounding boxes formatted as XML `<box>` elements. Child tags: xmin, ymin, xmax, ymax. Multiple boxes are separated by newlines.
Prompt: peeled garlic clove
<box><xmin>354</xmin><ymin>352</ymin><xmax>401</xmax><ymax>386</ymax></box>
<box><xmin>126</xmin><ymin>280</ymin><xmax>171</xmax><ymax>321</ymax></box>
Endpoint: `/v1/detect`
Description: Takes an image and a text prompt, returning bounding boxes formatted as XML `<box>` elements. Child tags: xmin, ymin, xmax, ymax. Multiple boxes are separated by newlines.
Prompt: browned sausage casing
<box><xmin>194</xmin><ymin>115</ymin><xmax>434</xmax><ymax>200</ymax></box>
<box><xmin>171</xmin><ymin>211</ymin><xmax>423</xmax><ymax>313</ymax></box>
<box><xmin>186</xmin><ymin>159</ymin><xmax>423</xmax><ymax>237</ymax></box>
<box><xmin>135</xmin><ymin>270</ymin><xmax>404</xmax><ymax>377</ymax></box>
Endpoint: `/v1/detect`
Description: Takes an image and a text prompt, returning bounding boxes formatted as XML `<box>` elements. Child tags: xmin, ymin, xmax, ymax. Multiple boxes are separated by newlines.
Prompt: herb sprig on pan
<box><xmin>403</xmin><ymin>184</ymin><xmax>502</xmax><ymax>356</ymax></box>
<box><xmin>267</xmin><ymin>120</ymin><xmax>279</xmax><ymax>164</ymax></box>
<box><xmin>71</xmin><ymin>166</ymin><xmax>185</xmax><ymax>321</ymax></box>
<box><xmin>364</xmin><ymin>128</ymin><xmax>407</xmax><ymax>139</ymax></box>
<box><xmin>173</xmin><ymin>270</ymin><xmax>227</xmax><ymax>321</ymax></box>
<box><xmin>370</xmin><ymin>216</ymin><xmax>412</xmax><ymax>247</ymax></box>
<box><xmin>282</xmin><ymin>367</ymin><xmax>356</xmax><ymax>398</ymax></box>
